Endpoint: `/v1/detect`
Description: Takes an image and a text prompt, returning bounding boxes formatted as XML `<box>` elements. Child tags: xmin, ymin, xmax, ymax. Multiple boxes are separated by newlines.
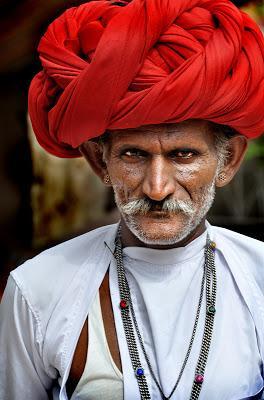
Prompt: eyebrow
<box><xmin>115</xmin><ymin>143</ymin><xmax>201</xmax><ymax>153</ymax></box>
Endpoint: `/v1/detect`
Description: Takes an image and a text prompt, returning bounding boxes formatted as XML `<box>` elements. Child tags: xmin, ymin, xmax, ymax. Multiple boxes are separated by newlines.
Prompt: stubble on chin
<box><xmin>122</xmin><ymin>213</ymin><xmax>194</xmax><ymax>245</ymax></box>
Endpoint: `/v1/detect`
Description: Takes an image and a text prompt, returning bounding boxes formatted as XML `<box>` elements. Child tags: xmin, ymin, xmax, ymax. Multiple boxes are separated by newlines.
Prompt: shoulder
<box><xmin>10</xmin><ymin>223</ymin><xmax>118</xmax><ymax>318</ymax></box>
<box><xmin>211</xmin><ymin>225</ymin><xmax>264</xmax><ymax>258</ymax></box>
<box><xmin>210</xmin><ymin>224</ymin><xmax>264</xmax><ymax>290</ymax></box>
<box><xmin>1</xmin><ymin>223</ymin><xmax>118</xmax><ymax>378</ymax></box>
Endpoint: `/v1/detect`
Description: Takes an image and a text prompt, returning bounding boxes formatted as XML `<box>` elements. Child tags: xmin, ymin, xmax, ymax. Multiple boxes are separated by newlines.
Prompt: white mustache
<box><xmin>120</xmin><ymin>198</ymin><xmax>195</xmax><ymax>216</ymax></box>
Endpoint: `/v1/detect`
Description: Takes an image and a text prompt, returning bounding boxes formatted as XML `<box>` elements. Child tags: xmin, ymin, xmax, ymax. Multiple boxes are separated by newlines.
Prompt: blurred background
<box><xmin>0</xmin><ymin>0</ymin><xmax>263</xmax><ymax>297</ymax></box>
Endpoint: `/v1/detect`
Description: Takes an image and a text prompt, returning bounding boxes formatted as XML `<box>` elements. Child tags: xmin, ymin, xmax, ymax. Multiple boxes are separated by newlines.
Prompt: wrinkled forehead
<box><xmin>106</xmin><ymin>120</ymin><xmax>215</xmax><ymax>148</ymax></box>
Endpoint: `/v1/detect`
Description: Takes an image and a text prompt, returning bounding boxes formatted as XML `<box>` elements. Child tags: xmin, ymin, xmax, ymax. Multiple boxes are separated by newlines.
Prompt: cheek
<box><xmin>176</xmin><ymin>158</ymin><xmax>217</xmax><ymax>178</ymax></box>
<box><xmin>108</xmin><ymin>162</ymin><xmax>145</xmax><ymax>194</ymax></box>
<box><xmin>175</xmin><ymin>160</ymin><xmax>217</xmax><ymax>193</ymax></box>
<box><xmin>109</xmin><ymin>175</ymin><xmax>139</xmax><ymax>203</ymax></box>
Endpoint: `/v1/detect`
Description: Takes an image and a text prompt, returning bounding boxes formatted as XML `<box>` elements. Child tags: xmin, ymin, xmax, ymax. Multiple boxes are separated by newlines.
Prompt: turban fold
<box><xmin>28</xmin><ymin>0</ymin><xmax>264</xmax><ymax>158</ymax></box>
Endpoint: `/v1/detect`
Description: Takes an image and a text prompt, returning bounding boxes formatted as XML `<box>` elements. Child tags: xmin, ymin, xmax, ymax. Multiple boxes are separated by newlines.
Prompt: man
<box><xmin>1</xmin><ymin>0</ymin><xmax>264</xmax><ymax>399</ymax></box>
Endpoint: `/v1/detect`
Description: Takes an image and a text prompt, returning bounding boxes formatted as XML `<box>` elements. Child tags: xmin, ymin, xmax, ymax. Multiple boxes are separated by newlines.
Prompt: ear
<box><xmin>79</xmin><ymin>141</ymin><xmax>111</xmax><ymax>185</ymax></box>
<box><xmin>215</xmin><ymin>135</ymin><xmax>248</xmax><ymax>188</ymax></box>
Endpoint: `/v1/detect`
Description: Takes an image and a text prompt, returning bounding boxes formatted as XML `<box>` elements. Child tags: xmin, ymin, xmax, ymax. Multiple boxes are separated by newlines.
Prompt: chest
<box><xmin>119</xmin><ymin>259</ymin><xmax>263</xmax><ymax>399</ymax></box>
<box><xmin>67</xmin><ymin>253</ymin><xmax>264</xmax><ymax>400</ymax></box>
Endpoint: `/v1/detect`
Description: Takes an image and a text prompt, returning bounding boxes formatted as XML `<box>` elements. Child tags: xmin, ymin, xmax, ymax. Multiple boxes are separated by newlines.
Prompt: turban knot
<box><xmin>28</xmin><ymin>0</ymin><xmax>264</xmax><ymax>157</ymax></box>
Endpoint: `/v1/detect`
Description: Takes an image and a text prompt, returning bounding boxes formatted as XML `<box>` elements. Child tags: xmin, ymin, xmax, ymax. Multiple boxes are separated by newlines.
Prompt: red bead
<box><xmin>120</xmin><ymin>300</ymin><xmax>128</xmax><ymax>309</ymax></box>
<box><xmin>195</xmin><ymin>374</ymin><xmax>204</xmax><ymax>384</ymax></box>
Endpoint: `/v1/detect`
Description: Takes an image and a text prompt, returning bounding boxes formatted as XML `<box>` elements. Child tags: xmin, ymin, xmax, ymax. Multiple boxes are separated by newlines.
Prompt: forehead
<box><xmin>107</xmin><ymin>120</ymin><xmax>215</xmax><ymax>149</ymax></box>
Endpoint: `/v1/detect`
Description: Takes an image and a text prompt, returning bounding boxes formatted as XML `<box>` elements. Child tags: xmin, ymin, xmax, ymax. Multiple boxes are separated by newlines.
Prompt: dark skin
<box><xmin>66</xmin><ymin>120</ymin><xmax>247</xmax><ymax>397</ymax></box>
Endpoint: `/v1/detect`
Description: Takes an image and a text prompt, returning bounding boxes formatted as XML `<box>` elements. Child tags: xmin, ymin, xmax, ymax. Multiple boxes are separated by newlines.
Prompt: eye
<box><xmin>168</xmin><ymin>149</ymin><xmax>198</xmax><ymax>160</ymax></box>
<box><xmin>121</xmin><ymin>148</ymin><xmax>148</xmax><ymax>160</ymax></box>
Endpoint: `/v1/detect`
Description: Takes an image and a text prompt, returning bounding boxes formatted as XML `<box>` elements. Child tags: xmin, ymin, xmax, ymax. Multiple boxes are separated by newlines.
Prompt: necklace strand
<box><xmin>114</xmin><ymin>228</ymin><xmax>217</xmax><ymax>400</ymax></box>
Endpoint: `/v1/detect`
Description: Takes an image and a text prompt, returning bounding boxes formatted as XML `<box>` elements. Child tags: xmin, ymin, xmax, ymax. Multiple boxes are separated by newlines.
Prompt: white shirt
<box><xmin>0</xmin><ymin>223</ymin><xmax>264</xmax><ymax>400</ymax></box>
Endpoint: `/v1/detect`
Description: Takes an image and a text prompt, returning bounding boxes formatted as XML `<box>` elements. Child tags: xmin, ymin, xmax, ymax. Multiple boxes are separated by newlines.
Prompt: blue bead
<box><xmin>135</xmin><ymin>367</ymin><xmax>144</xmax><ymax>377</ymax></box>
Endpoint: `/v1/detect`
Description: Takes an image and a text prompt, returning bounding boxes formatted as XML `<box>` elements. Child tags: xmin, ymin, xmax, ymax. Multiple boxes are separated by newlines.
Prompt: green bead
<box><xmin>207</xmin><ymin>305</ymin><xmax>216</xmax><ymax>315</ymax></box>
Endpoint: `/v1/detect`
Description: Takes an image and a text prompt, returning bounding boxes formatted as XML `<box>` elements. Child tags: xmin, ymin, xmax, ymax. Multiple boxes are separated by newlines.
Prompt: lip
<box><xmin>140</xmin><ymin>211</ymin><xmax>173</xmax><ymax>218</ymax></box>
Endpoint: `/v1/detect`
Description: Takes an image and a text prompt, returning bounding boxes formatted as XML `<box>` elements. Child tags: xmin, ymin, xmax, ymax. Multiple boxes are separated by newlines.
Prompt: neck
<box><xmin>120</xmin><ymin>218</ymin><xmax>207</xmax><ymax>249</ymax></box>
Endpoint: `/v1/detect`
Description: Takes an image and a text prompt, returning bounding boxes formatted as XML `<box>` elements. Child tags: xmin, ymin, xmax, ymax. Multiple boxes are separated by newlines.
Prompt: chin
<box><xmin>123</xmin><ymin>213</ymin><xmax>198</xmax><ymax>246</ymax></box>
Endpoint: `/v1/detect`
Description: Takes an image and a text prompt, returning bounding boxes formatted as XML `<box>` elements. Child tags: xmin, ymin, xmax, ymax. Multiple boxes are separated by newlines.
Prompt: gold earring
<box><xmin>103</xmin><ymin>174</ymin><xmax>111</xmax><ymax>185</ymax></box>
<box><xmin>218</xmin><ymin>172</ymin><xmax>226</xmax><ymax>181</ymax></box>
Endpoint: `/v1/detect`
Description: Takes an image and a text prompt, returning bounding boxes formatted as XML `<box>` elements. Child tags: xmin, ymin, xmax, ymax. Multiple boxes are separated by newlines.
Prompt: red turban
<box><xmin>28</xmin><ymin>0</ymin><xmax>264</xmax><ymax>158</ymax></box>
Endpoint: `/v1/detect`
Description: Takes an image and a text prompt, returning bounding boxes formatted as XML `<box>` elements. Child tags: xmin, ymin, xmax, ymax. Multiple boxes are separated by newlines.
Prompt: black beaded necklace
<box><xmin>113</xmin><ymin>227</ymin><xmax>217</xmax><ymax>400</ymax></box>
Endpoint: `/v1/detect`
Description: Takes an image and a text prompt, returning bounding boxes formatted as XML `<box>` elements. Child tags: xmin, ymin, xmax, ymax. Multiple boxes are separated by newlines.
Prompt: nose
<box><xmin>142</xmin><ymin>156</ymin><xmax>175</xmax><ymax>201</ymax></box>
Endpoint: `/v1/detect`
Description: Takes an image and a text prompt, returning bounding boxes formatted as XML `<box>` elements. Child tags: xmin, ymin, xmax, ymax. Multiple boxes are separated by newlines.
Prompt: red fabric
<box><xmin>28</xmin><ymin>0</ymin><xmax>264</xmax><ymax>158</ymax></box>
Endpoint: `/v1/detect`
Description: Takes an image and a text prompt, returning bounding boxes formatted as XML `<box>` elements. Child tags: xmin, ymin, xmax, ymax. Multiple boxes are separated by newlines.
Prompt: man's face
<box><xmin>104</xmin><ymin>121</ymin><xmax>220</xmax><ymax>245</ymax></box>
